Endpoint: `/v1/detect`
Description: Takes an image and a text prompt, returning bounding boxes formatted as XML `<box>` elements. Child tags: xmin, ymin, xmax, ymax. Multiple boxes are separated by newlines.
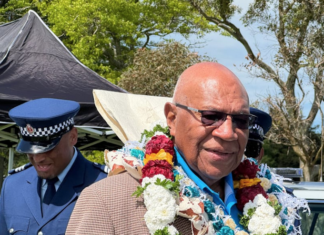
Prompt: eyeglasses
<box><xmin>175</xmin><ymin>103</ymin><xmax>256</xmax><ymax>130</ymax></box>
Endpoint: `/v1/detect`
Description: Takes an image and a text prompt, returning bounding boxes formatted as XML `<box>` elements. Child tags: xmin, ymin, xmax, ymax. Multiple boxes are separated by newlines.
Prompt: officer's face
<box><xmin>27</xmin><ymin>128</ymin><xmax>78</xmax><ymax>179</ymax></box>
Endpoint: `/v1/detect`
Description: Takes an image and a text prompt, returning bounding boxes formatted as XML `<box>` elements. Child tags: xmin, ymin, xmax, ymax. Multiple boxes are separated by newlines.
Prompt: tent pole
<box><xmin>8</xmin><ymin>147</ymin><xmax>14</xmax><ymax>172</ymax></box>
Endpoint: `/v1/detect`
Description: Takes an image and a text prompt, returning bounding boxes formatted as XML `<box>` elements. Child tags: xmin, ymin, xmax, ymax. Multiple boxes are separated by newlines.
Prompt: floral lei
<box><xmin>104</xmin><ymin>124</ymin><xmax>310</xmax><ymax>235</ymax></box>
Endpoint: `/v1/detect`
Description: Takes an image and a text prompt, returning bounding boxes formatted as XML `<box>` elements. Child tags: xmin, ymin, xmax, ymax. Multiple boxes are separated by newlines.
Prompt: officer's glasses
<box><xmin>175</xmin><ymin>103</ymin><xmax>256</xmax><ymax>130</ymax></box>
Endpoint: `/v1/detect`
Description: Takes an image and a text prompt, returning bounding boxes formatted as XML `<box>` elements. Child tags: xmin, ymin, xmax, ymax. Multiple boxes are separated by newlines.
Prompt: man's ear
<box><xmin>257</xmin><ymin>147</ymin><xmax>264</xmax><ymax>163</ymax></box>
<box><xmin>164</xmin><ymin>102</ymin><xmax>176</xmax><ymax>137</ymax></box>
<box><xmin>70</xmin><ymin>127</ymin><xmax>78</xmax><ymax>146</ymax></box>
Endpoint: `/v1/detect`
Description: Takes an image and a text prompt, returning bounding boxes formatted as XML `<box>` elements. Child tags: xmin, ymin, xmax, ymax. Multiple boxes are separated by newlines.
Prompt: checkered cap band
<box><xmin>19</xmin><ymin>118</ymin><xmax>74</xmax><ymax>137</ymax></box>
<box><xmin>249</xmin><ymin>123</ymin><xmax>264</xmax><ymax>139</ymax></box>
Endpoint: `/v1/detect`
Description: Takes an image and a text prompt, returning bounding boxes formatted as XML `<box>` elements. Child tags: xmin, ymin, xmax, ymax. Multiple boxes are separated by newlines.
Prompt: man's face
<box><xmin>27</xmin><ymin>128</ymin><xmax>77</xmax><ymax>179</ymax></box>
<box><xmin>168</xmin><ymin>78</ymin><xmax>249</xmax><ymax>186</ymax></box>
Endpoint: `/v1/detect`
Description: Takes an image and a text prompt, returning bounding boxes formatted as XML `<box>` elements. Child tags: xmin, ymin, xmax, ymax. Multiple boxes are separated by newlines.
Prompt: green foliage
<box><xmin>154</xmin><ymin>226</ymin><xmax>179</xmax><ymax>235</ymax></box>
<box><xmin>0</xmin><ymin>0</ymin><xmax>35</xmax><ymax>23</ymax></box>
<box><xmin>265</xmin><ymin>225</ymin><xmax>287</xmax><ymax>235</ymax></box>
<box><xmin>0</xmin><ymin>148</ymin><xmax>29</xmax><ymax>169</ymax></box>
<box><xmin>154</xmin><ymin>227</ymin><xmax>169</xmax><ymax>235</ymax></box>
<box><xmin>1</xmin><ymin>0</ymin><xmax>217</xmax><ymax>83</ymax></box>
<box><xmin>119</xmin><ymin>41</ymin><xmax>216</xmax><ymax>96</ymax></box>
<box><xmin>262</xmin><ymin>139</ymin><xmax>299</xmax><ymax>168</ymax></box>
<box><xmin>268</xmin><ymin>200</ymin><xmax>282</xmax><ymax>216</ymax></box>
<box><xmin>39</xmin><ymin>0</ymin><xmax>216</xmax><ymax>82</ymax></box>
<box><xmin>155</xmin><ymin>176</ymin><xmax>181</xmax><ymax>195</ymax></box>
<box><xmin>132</xmin><ymin>182</ymin><xmax>150</xmax><ymax>198</ymax></box>
<box><xmin>239</xmin><ymin>207</ymin><xmax>256</xmax><ymax>229</ymax></box>
<box><xmin>239</xmin><ymin>214</ymin><xmax>250</xmax><ymax>230</ymax></box>
<box><xmin>132</xmin><ymin>175</ymin><xmax>182</xmax><ymax>198</ymax></box>
<box><xmin>140</xmin><ymin>124</ymin><xmax>171</xmax><ymax>141</ymax></box>
<box><xmin>82</xmin><ymin>150</ymin><xmax>105</xmax><ymax>165</ymax></box>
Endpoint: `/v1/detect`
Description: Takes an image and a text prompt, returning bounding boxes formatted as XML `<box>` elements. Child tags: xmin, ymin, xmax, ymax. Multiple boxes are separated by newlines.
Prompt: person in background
<box><xmin>244</xmin><ymin>107</ymin><xmax>272</xmax><ymax>162</ymax></box>
<box><xmin>0</xmin><ymin>98</ymin><xmax>108</xmax><ymax>235</ymax></box>
<box><xmin>246</xmin><ymin>107</ymin><xmax>301</xmax><ymax>227</ymax></box>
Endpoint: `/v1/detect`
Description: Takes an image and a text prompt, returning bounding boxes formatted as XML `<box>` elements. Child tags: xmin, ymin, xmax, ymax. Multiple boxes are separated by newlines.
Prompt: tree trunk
<box><xmin>300</xmin><ymin>159</ymin><xmax>312</xmax><ymax>181</ymax></box>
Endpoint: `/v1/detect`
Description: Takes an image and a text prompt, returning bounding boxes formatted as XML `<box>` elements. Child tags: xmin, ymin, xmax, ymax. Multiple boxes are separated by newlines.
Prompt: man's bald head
<box><xmin>173</xmin><ymin>62</ymin><xmax>248</xmax><ymax>105</ymax></box>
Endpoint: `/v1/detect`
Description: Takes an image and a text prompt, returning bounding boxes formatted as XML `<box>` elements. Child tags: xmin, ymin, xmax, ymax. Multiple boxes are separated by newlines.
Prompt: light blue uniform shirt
<box><xmin>175</xmin><ymin>148</ymin><xmax>242</xmax><ymax>226</ymax></box>
<box><xmin>41</xmin><ymin>146</ymin><xmax>78</xmax><ymax>199</ymax></box>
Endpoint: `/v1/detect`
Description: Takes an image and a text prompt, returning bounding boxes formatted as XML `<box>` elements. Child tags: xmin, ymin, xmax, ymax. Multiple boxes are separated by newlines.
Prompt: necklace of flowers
<box><xmin>103</xmin><ymin>124</ymin><xmax>310</xmax><ymax>235</ymax></box>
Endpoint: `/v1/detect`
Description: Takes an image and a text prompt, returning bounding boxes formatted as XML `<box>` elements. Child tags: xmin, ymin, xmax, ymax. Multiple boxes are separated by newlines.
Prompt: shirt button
<box><xmin>9</xmin><ymin>228</ymin><xmax>14</xmax><ymax>233</ymax></box>
<box><xmin>38</xmin><ymin>231</ymin><xmax>43</xmax><ymax>235</ymax></box>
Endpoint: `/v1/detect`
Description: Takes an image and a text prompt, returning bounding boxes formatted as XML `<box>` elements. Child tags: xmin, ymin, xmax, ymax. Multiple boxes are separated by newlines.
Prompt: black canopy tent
<box><xmin>0</xmin><ymin>10</ymin><xmax>126</xmax><ymax>171</ymax></box>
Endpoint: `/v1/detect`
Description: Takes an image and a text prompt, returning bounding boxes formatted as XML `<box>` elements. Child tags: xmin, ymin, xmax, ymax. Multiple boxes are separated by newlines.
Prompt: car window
<box><xmin>300</xmin><ymin>201</ymin><xmax>324</xmax><ymax>235</ymax></box>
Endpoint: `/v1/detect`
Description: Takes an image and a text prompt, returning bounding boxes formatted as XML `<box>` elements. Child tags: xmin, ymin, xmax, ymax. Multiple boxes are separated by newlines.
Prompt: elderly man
<box><xmin>0</xmin><ymin>98</ymin><xmax>108</xmax><ymax>235</ymax></box>
<box><xmin>66</xmin><ymin>62</ymin><xmax>253</xmax><ymax>234</ymax></box>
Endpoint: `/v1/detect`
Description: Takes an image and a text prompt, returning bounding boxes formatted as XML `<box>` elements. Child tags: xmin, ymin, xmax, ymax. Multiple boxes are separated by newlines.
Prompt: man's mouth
<box><xmin>37</xmin><ymin>164</ymin><xmax>51</xmax><ymax>172</ymax></box>
<box><xmin>205</xmin><ymin>149</ymin><xmax>235</xmax><ymax>159</ymax></box>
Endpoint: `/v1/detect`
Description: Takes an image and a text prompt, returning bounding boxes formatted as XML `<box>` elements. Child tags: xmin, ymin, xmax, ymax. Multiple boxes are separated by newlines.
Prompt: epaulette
<box><xmin>92</xmin><ymin>162</ymin><xmax>110</xmax><ymax>174</ymax></box>
<box><xmin>8</xmin><ymin>163</ymin><xmax>32</xmax><ymax>175</ymax></box>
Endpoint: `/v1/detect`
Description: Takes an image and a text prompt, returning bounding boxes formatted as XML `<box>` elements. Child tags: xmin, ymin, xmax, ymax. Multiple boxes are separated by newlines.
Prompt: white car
<box><xmin>283</xmin><ymin>181</ymin><xmax>324</xmax><ymax>235</ymax></box>
<box><xmin>271</xmin><ymin>168</ymin><xmax>324</xmax><ymax>235</ymax></box>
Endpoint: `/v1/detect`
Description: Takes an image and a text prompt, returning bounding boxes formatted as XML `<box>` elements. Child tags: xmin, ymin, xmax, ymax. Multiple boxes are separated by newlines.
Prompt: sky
<box><xmin>170</xmin><ymin>1</ymin><xmax>323</xmax><ymax>131</ymax></box>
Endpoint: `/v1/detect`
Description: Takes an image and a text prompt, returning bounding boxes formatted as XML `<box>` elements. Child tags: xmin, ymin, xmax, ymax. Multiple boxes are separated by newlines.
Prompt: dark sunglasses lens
<box><xmin>232</xmin><ymin>115</ymin><xmax>252</xmax><ymax>129</ymax></box>
<box><xmin>201</xmin><ymin>111</ymin><xmax>226</xmax><ymax>126</ymax></box>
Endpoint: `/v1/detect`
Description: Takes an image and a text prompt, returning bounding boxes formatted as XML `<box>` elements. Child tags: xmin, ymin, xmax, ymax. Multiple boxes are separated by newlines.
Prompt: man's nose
<box><xmin>28</xmin><ymin>153</ymin><xmax>47</xmax><ymax>162</ymax></box>
<box><xmin>211</xmin><ymin>116</ymin><xmax>238</xmax><ymax>141</ymax></box>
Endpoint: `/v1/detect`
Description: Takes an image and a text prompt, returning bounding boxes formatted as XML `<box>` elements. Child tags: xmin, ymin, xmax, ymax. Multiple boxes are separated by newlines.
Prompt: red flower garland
<box><xmin>141</xmin><ymin>160</ymin><xmax>174</xmax><ymax>182</ymax></box>
<box><xmin>232</xmin><ymin>159</ymin><xmax>259</xmax><ymax>180</ymax></box>
<box><xmin>145</xmin><ymin>135</ymin><xmax>175</xmax><ymax>157</ymax></box>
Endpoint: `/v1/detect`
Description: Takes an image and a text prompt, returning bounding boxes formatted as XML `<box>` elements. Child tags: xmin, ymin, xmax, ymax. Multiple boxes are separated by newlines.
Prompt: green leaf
<box><xmin>265</xmin><ymin>225</ymin><xmax>287</xmax><ymax>235</ymax></box>
<box><xmin>268</xmin><ymin>201</ymin><xmax>282</xmax><ymax>216</ymax></box>
<box><xmin>140</xmin><ymin>124</ymin><xmax>171</xmax><ymax>141</ymax></box>
<box><xmin>239</xmin><ymin>214</ymin><xmax>250</xmax><ymax>230</ymax></box>
<box><xmin>154</xmin><ymin>175</ymin><xmax>182</xmax><ymax>194</ymax></box>
<box><xmin>132</xmin><ymin>183</ymin><xmax>150</xmax><ymax>198</ymax></box>
<box><xmin>154</xmin><ymin>227</ymin><xmax>180</xmax><ymax>235</ymax></box>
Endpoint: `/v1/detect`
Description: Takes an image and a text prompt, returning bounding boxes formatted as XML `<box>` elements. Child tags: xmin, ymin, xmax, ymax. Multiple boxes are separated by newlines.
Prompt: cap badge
<box><xmin>26</xmin><ymin>124</ymin><xmax>34</xmax><ymax>134</ymax></box>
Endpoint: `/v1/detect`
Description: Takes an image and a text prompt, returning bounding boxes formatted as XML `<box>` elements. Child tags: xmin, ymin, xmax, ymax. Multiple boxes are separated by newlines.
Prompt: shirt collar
<box><xmin>174</xmin><ymin>147</ymin><xmax>237</xmax><ymax>214</ymax></box>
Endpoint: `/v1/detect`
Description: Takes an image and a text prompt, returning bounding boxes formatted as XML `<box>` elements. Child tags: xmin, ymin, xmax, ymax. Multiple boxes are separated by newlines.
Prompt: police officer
<box><xmin>245</xmin><ymin>107</ymin><xmax>272</xmax><ymax>162</ymax></box>
<box><xmin>246</xmin><ymin>107</ymin><xmax>301</xmax><ymax>227</ymax></box>
<box><xmin>0</xmin><ymin>98</ymin><xmax>108</xmax><ymax>234</ymax></box>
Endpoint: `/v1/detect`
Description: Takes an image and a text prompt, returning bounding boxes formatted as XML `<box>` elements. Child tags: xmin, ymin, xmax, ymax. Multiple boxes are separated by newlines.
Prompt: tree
<box><xmin>186</xmin><ymin>0</ymin><xmax>324</xmax><ymax>181</ymax></box>
<box><xmin>1</xmin><ymin>0</ymin><xmax>218</xmax><ymax>83</ymax></box>
<box><xmin>119</xmin><ymin>41</ymin><xmax>215</xmax><ymax>96</ymax></box>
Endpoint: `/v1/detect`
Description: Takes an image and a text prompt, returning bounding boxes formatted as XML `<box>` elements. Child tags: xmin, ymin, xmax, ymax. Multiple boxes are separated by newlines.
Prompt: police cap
<box><xmin>249</xmin><ymin>107</ymin><xmax>272</xmax><ymax>143</ymax></box>
<box><xmin>9</xmin><ymin>98</ymin><xmax>80</xmax><ymax>154</ymax></box>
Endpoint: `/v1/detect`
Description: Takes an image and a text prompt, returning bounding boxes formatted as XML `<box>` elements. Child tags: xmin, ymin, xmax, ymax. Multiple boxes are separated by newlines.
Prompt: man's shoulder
<box><xmin>91</xmin><ymin>162</ymin><xmax>109</xmax><ymax>174</ymax></box>
<box><xmin>77</xmin><ymin>152</ymin><xmax>109</xmax><ymax>176</ymax></box>
<box><xmin>86</xmin><ymin>171</ymin><xmax>140</xmax><ymax>194</ymax></box>
<box><xmin>8</xmin><ymin>162</ymin><xmax>33</xmax><ymax>175</ymax></box>
<box><xmin>3</xmin><ymin>163</ymin><xmax>35</xmax><ymax>188</ymax></box>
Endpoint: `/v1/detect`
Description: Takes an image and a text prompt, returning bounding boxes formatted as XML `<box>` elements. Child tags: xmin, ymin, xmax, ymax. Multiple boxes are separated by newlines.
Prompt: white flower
<box><xmin>262</xmin><ymin>216</ymin><xmax>282</xmax><ymax>234</ymax></box>
<box><xmin>167</xmin><ymin>225</ymin><xmax>179</xmax><ymax>235</ymax></box>
<box><xmin>254</xmin><ymin>203</ymin><xmax>275</xmax><ymax>218</ymax></box>
<box><xmin>144</xmin><ymin>202</ymin><xmax>177</xmax><ymax>234</ymax></box>
<box><xmin>253</xmin><ymin>194</ymin><xmax>267</xmax><ymax>206</ymax></box>
<box><xmin>141</xmin><ymin>174</ymin><xmax>166</xmax><ymax>187</ymax></box>
<box><xmin>248</xmin><ymin>215</ymin><xmax>260</xmax><ymax>233</ymax></box>
<box><xmin>260</xmin><ymin>178</ymin><xmax>272</xmax><ymax>191</ymax></box>
<box><xmin>143</xmin><ymin>184</ymin><xmax>175</xmax><ymax>210</ymax></box>
<box><xmin>243</xmin><ymin>201</ymin><xmax>257</xmax><ymax>216</ymax></box>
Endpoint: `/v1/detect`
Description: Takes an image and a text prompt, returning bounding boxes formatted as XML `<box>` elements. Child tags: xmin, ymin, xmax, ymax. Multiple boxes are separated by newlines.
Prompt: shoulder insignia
<box><xmin>8</xmin><ymin>163</ymin><xmax>32</xmax><ymax>175</ymax></box>
<box><xmin>92</xmin><ymin>162</ymin><xmax>110</xmax><ymax>174</ymax></box>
